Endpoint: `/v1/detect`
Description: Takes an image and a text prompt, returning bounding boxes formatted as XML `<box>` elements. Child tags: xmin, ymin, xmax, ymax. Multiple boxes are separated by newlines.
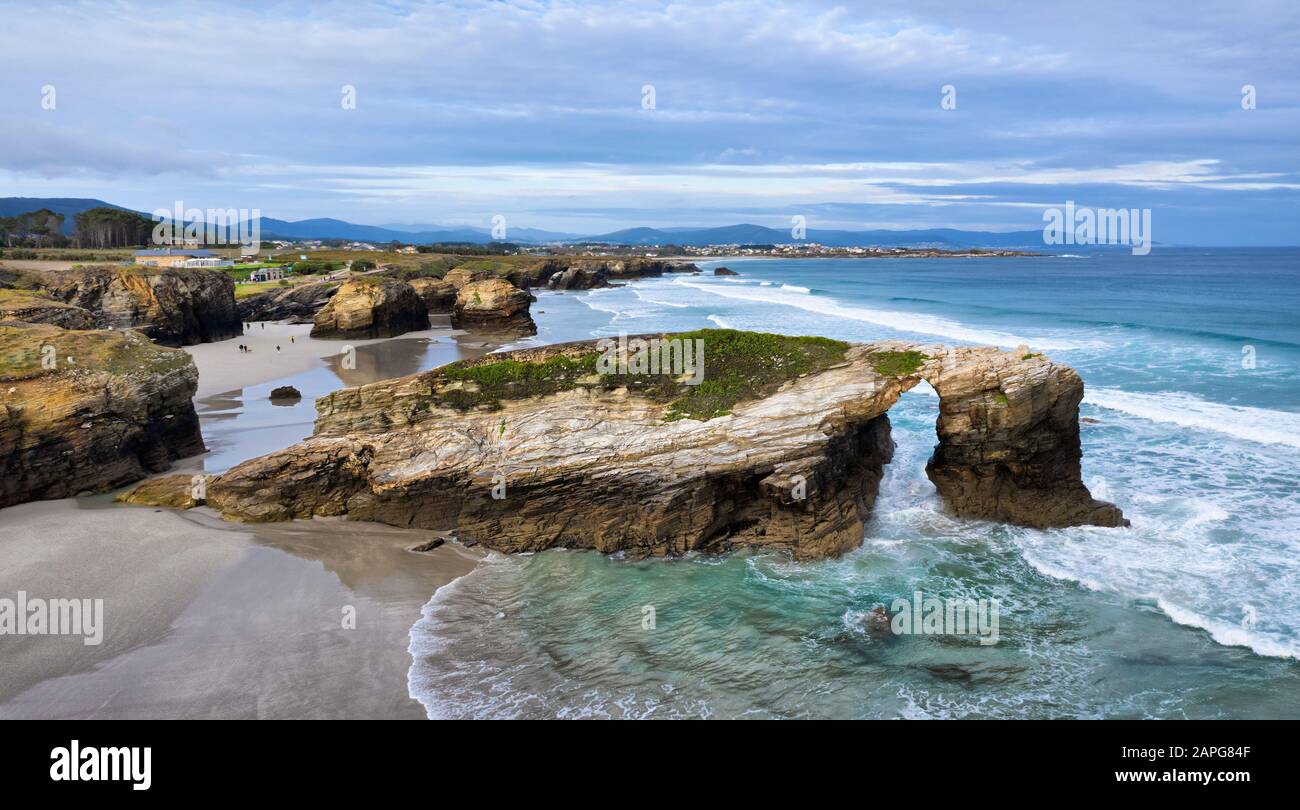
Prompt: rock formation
<box><xmin>270</xmin><ymin>385</ymin><xmax>302</xmax><ymax>401</ymax></box>
<box><xmin>0</xmin><ymin>289</ymin><xmax>97</xmax><ymax>330</ymax></box>
<box><xmin>309</xmin><ymin>278</ymin><xmax>430</xmax><ymax>339</ymax></box>
<box><xmin>539</xmin><ymin>258</ymin><xmax>699</xmax><ymax>291</ymax></box>
<box><xmin>237</xmin><ymin>281</ymin><xmax>339</xmax><ymax>323</ymax></box>
<box><xmin>45</xmin><ymin>265</ymin><xmax>240</xmax><ymax>346</ymax></box>
<box><xmin>922</xmin><ymin>344</ymin><xmax>1126</xmax><ymax>528</ymax></box>
<box><xmin>451</xmin><ymin>278</ymin><xmax>536</xmax><ymax>335</ymax></box>
<box><xmin>713</xmin><ymin>266</ymin><xmax>739</xmax><ymax>276</ymax></box>
<box><xmin>407</xmin><ymin>278</ymin><xmax>457</xmax><ymax>313</ymax></box>
<box><xmin>123</xmin><ymin>330</ymin><xmax>1123</xmax><ymax>559</ymax></box>
<box><xmin>0</xmin><ymin>322</ymin><xmax>204</xmax><ymax>508</ymax></box>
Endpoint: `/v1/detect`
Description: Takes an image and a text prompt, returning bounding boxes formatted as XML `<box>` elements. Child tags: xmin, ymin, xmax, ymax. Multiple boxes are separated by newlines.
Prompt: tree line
<box><xmin>0</xmin><ymin>209</ymin><xmax>67</xmax><ymax>247</ymax></box>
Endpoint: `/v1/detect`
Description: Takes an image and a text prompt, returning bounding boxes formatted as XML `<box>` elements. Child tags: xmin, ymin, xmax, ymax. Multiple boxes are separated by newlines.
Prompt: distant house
<box><xmin>133</xmin><ymin>248</ymin><xmax>231</xmax><ymax>268</ymax></box>
<box><xmin>250</xmin><ymin>268</ymin><xmax>287</xmax><ymax>282</ymax></box>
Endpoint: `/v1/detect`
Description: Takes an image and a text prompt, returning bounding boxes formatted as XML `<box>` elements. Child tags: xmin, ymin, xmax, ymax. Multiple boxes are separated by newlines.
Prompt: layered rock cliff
<box><xmin>407</xmin><ymin>278</ymin><xmax>457</xmax><ymax>314</ymax></box>
<box><xmin>46</xmin><ymin>265</ymin><xmax>240</xmax><ymax>347</ymax></box>
<box><xmin>0</xmin><ymin>289</ymin><xmax>97</xmax><ymax>330</ymax></box>
<box><xmin>124</xmin><ymin>330</ymin><xmax>1123</xmax><ymax>558</ymax></box>
<box><xmin>0</xmin><ymin>322</ymin><xmax>205</xmax><ymax>508</ymax></box>
<box><xmin>310</xmin><ymin>278</ymin><xmax>430</xmax><ymax>339</ymax></box>
<box><xmin>237</xmin><ymin>281</ymin><xmax>339</xmax><ymax>323</ymax></box>
<box><xmin>451</xmin><ymin>278</ymin><xmax>536</xmax><ymax>335</ymax></box>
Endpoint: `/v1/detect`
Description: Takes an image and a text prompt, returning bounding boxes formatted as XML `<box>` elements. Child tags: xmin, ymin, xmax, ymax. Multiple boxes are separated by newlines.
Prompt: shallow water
<box><xmin>408</xmin><ymin>248</ymin><xmax>1300</xmax><ymax>718</ymax></box>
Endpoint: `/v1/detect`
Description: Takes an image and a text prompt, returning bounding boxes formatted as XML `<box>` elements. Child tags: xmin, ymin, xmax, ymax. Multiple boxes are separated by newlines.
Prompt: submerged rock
<box><xmin>45</xmin><ymin>265</ymin><xmax>240</xmax><ymax>346</ymax></box>
<box><xmin>310</xmin><ymin>278</ymin><xmax>429</xmax><ymax>339</ymax></box>
<box><xmin>0</xmin><ymin>322</ymin><xmax>204</xmax><ymax>508</ymax></box>
<box><xmin>121</xmin><ymin>330</ymin><xmax>1124</xmax><ymax>558</ymax></box>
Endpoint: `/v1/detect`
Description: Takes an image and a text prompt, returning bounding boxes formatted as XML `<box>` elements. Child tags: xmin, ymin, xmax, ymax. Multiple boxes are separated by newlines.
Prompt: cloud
<box><xmin>0</xmin><ymin>0</ymin><xmax>1296</xmax><ymax>241</ymax></box>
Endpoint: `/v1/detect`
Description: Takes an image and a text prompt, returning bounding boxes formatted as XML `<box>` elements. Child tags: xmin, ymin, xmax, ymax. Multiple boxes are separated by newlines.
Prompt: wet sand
<box><xmin>0</xmin><ymin>300</ymin><xmax>606</xmax><ymax>719</ymax></box>
<box><xmin>0</xmin><ymin>498</ymin><xmax>481</xmax><ymax>719</ymax></box>
<box><xmin>184</xmin><ymin>317</ymin><xmax>462</xmax><ymax>400</ymax></box>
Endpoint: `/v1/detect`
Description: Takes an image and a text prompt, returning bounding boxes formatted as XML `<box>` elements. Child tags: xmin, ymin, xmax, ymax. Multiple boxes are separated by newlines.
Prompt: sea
<box><xmin>341</xmin><ymin>248</ymin><xmax>1300</xmax><ymax>718</ymax></box>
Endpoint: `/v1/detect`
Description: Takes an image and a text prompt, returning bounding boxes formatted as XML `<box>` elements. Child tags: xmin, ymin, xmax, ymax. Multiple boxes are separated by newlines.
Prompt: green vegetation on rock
<box><xmin>663</xmin><ymin>329</ymin><xmax>848</xmax><ymax>421</ymax></box>
<box><xmin>0</xmin><ymin>324</ymin><xmax>192</xmax><ymax>382</ymax></box>
<box><xmin>419</xmin><ymin>329</ymin><xmax>849</xmax><ymax>423</ymax></box>
<box><xmin>867</xmin><ymin>349</ymin><xmax>928</xmax><ymax>377</ymax></box>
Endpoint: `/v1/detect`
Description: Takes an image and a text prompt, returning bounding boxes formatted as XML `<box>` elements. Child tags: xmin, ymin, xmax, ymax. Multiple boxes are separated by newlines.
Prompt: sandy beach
<box><xmin>0</xmin><ymin>498</ymin><xmax>481</xmax><ymax>719</ymax></box>
<box><xmin>0</xmin><ymin>319</ymin><xmax>498</xmax><ymax>719</ymax></box>
<box><xmin>184</xmin><ymin>316</ymin><xmax>461</xmax><ymax>399</ymax></box>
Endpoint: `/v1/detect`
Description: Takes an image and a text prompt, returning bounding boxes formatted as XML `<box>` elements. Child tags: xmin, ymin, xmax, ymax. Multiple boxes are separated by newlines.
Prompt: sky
<box><xmin>1</xmin><ymin>0</ymin><xmax>1298</xmax><ymax>243</ymax></box>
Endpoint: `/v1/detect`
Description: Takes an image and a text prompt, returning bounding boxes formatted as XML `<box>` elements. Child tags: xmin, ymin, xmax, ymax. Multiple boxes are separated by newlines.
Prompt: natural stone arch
<box><xmin>123</xmin><ymin>334</ymin><xmax>1125</xmax><ymax>559</ymax></box>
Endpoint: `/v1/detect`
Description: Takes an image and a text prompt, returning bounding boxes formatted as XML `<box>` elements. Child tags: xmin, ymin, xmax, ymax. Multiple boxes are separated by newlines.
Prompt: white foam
<box><xmin>707</xmin><ymin>314</ymin><xmax>735</xmax><ymax>329</ymax></box>
<box><xmin>781</xmin><ymin>284</ymin><xmax>811</xmax><ymax>293</ymax></box>
<box><xmin>671</xmin><ymin>277</ymin><xmax>1081</xmax><ymax>349</ymax></box>
<box><xmin>1086</xmin><ymin>387</ymin><xmax>1300</xmax><ymax>449</ymax></box>
<box><xmin>1156</xmin><ymin>599</ymin><xmax>1299</xmax><ymax>660</ymax></box>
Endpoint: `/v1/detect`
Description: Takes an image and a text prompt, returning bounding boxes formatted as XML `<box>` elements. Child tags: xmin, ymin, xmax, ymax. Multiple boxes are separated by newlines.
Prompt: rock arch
<box><xmin>124</xmin><ymin>335</ymin><xmax>1126</xmax><ymax>559</ymax></box>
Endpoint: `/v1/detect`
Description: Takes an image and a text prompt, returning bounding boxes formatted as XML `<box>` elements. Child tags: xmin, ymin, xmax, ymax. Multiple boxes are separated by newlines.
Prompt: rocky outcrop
<box><xmin>122</xmin><ymin>330</ymin><xmax>1122</xmax><ymax>558</ymax></box>
<box><xmin>922</xmin><ymin>344</ymin><xmax>1126</xmax><ymax>528</ymax></box>
<box><xmin>270</xmin><ymin>385</ymin><xmax>302</xmax><ymax>401</ymax></box>
<box><xmin>0</xmin><ymin>322</ymin><xmax>204</xmax><ymax>508</ymax></box>
<box><xmin>310</xmin><ymin>278</ymin><xmax>430</xmax><ymax>339</ymax></box>
<box><xmin>46</xmin><ymin>265</ymin><xmax>240</xmax><ymax>347</ymax></box>
<box><xmin>441</xmin><ymin>265</ymin><xmax>497</xmax><ymax>290</ymax></box>
<box><xmin>714</xmin><ymin>266</ymin><xmax>739</xmax><ymax>276</ymax></box>
<box><xmin>407</xmin><ymin>278</ymin><xmax>457</xmax><ymax>314</ymax></box>
<box><xmin>237</xmin><ymin>281</ymin><xmax>339</xmax><ymax>323</ymax></box>
<box><xmin>0</xmin><ymin>289</ymin><xmax>97</xmax><ymax>329</ymax></box>
<box><xmin>540</xmin><ymin>258</ymin><xmax>699</xmax><ymax>291</ymax></box>
<box><xmin>451</xmin><ymin>278</ymin><xmax>536</xmax><ymax>335</ymax></box>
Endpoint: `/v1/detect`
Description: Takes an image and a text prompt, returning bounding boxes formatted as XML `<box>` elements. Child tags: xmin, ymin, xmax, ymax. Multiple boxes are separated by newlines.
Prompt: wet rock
<box><xmin>269</xmin><ymin>385</ymin><xmax>302</xmax><ymax>401</ymax></box>
<box><xmin>713</xmin><ymin>266</ymin><xmax>739</xmax><ymax>276</ymax></box>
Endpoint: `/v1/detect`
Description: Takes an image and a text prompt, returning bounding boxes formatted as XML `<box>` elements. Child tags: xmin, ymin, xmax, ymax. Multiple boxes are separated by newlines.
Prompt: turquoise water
<box><xmin>402</xmin><ymin>249</ymin><xmax>1300</xmax><ymax>717</ymax></box>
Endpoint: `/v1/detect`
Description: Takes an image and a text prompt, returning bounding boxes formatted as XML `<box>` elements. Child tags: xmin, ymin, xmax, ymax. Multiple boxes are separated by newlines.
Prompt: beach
<box><xmin>0</xmin><ymin>317</ymin><xmax>495</xmax><ymax>719</ymax></box>
<box><xmin>0</xmin><ymin>498</ymin><xmax>481</xmax><ymax>719</ymax></box>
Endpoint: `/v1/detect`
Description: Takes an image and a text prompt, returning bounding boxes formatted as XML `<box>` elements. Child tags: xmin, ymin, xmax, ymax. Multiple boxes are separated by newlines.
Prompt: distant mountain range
<box><xmin>1</xmin><ymin>197</ymin><xmax>1044</xmax><ymax>248</ymax></box>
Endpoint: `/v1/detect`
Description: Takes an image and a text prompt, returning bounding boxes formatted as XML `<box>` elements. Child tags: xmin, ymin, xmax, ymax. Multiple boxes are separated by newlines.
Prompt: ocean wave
<box><xmin>1085</xmin><ymin>388</ymin><xmax>1300</xmax><ymax>449</ymax></box>
<box><xmin>671</xmin><ymin>277</ymin><xmax>1084</xmax><ymax>349</ymax></box>
<box><xmin>407</xmin><ymin>558</ymin><xmax>498</xmax><ymax>720</ymax></box>
<box><xmin>781</xmin><ymin>284</ymin><xmax>811</xmax><ymax>293</ymax></box>
<box><xmin>632</xmin><ymin>288</ymin><xmax>690</xmax><ymax>308</ymax></box>
<box><xmin>707</xmin><ymin>314</ymin><xmax>735</xmax><ymax>329</ymax></box>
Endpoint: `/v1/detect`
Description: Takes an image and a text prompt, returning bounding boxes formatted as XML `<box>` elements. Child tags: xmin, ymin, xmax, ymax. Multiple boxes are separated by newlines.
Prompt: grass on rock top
<box><xmin>0</xmin><ymin>324</ymin><xmax>192</xmax><ymax>382</ymax></box>
<box><xmin>426</xmin><ymin>329</ymin><xmax>850</xmax><ymax>421</ymax></box>
<box><xmin>867</xmin><ymin>349</ymin><xmax>928</xmax><ymax>377</ymax></box>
